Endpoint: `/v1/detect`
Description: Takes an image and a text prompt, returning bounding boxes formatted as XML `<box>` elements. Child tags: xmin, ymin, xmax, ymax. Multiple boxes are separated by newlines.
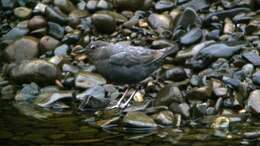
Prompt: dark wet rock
<box><xmin>221</xmin><ymin>0</ymin><xmax>254</xmax><ymax>9</ymax></box>
<box><xmin>62</xmin><ymin>33</ymin><xmax>80</xmax><ymax>44</ymax></box>
<box><xmin>169</xmin><ymin>102</ymin><xmax>190</xmax><ymax>118</ymax></box>
<box><xmin>180</xmin><ymin>28</ymin><xmax>202</xmax><ymax>45</ymax></box>
<box><xmin>153</xmin><ymin>110</ymin><xmax>175</xmax><ymax>126</ymax></box>
<box><xmin>206</xmin><ymin>8</ymin><xmax>251</xmax><ymax>23</ymax></box>
<box><xmin>54</xmin><ymin>0</ymin><xmax>76</xmax><ymax>14</ymax></box>
<box><xmin>1</xmin><ymin>0</ymin><xmax>15</xmax><ymax>9</ymax></box>
<box><xmin>151</xmin><ymin>40</ymin><xmax>173</xmax><ymax>49</ymax></box>
<box><xmin>15</xmin><ymin>82</ymin><xmax>40</xmax><ymax>101</ymax></box>
<box><xmin>252</xmin><ymin>72</ymin><xmax>260</xmax><ymax>85</ymax></box>
<box><xmin>155</xmin><ymin>85</ymin><xmax>183</xmax><ymax>106</ymax></box>
<box><xmin>54</xmin><ymin>44</ymin><xmax>69</xmax><ymax>56</ymax></box>
<box><xmin>206</xmin><ymin>29</ymin><xmax>220</xmax><ymax>40</ymax></box>
<box><xmin>28</xmin><ymin>16</ymin><xmax>47</xmax><ymax>30</ymax></box>
<box><xmin>91</xmin><ymin>13</ymin><xmax>116</xmax><ymax>33</ymax></box>
<box><xmin>9</xmin><ymin>60</ymin><xmax>61</xmax><ymax>84</ymax></box>
<box><xmin>154</xmin><ymin>0</ymin><xmax>175</xmax><ymax>12</ymax></box>
<box><xmin>14</xmin><ymin>7</ymin><xmax>32</xmax><ymax>19</ymax></box>
<box><xmin>198</xmin><ymin>43</ymin><xmax>243</xmax><ymax>59</ymax></box>
<box><xmin>175</xmin><ymin>7</ymin><xmax>199</xmax><ymax>30</ymax></box>
<box><xmin>36</xmin><ymin>91</ymin><xmax>73</xmax><ymax>108</ymax></box>
<box><xmin>98</xmin><ymin>11</ymin><xmax>128</xmax><ymax>23</ymax></box>
<box><xmin>243</xmin><ymin>52</ymin><xmax>260</xmax><ymax>66</ymax></box>
<box><xmin>69</xmin><ymin>10</ymin><xmax>89</xmax><ymax>26</ymax></box>
<box><xmin>223</xmin><ymin>76</ymin><xmax>241</xmax><ymax>89</ymax></box>
<box><xmin>4</xmin><ymin>36</ymin><xmax>39</xmax><ymax>63</ymax></box>
<box><xmin>114</xmin><ymin>0</ymin><xmax>146</xmax><ymax>11</ymax></box>
<box><xmin>186</xmin><ymin>82</ymin><xmax>213</xmax><ymax>100</ymax></box>
<box><xmin>248</xmin><ymin>90</ymin><xmax>260</xmax><ymax>113</ymax></box>
<box><xmin>75</xmin><ymin>71</ymin><xmax>107</xmax><ymax>89</ymax></box>
<box><xmin>164</xmin><ymin>67</ymin><xmax>187</xmax><ymax>82</ymax></box>
<box><xmin>181</xmin><ymin>0</ymin><xmax>209</xmax><ymax>11</ymax></box>
<box><xmin>48</xmin><ymin>22</ymin><xmax>64</xmax><ymax>40</ymax></box>
<box><xmin>77</xmin><ymin>86</ymin><xmax>109</xmax><ymax>109</ymax></box>
<box><xmin>45</xmin><ymin>6</ymin><xmax>68</xmax><ymax>24</ymax></box>
<box><xmin>123</xmin><ymin>111</ymin><xmax>157</xmax><ymax>128</ymax></box>
<box><xmin>148</xmin><ymin>13</ymin><xmax>172</xmax><ymax>33</ymax></box>
<box><xmin>39</xmin><ymin>35</ymin><xmax>60</xmax><ymax>52</ymax></box>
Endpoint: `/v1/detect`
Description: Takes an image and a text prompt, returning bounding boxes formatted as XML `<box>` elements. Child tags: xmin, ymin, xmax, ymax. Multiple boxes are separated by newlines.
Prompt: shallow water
<box><xmin>0</xmin><ymin>99</ymin><xmax>259</xmax><ymax>146</ymax></box>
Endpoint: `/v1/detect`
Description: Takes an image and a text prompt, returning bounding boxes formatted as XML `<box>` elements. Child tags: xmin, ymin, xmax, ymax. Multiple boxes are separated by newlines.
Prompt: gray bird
<box><xmin>86</xmin><ymin>41</ymin><xmax>178</xmax><ymax>84</ymax></box>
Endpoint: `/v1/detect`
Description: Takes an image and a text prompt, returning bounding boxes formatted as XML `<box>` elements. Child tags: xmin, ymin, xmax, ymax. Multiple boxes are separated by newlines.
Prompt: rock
<box><xmin>77</xmin><ymin>86</ymin><xmax>109</xmax><ymax>109</ymax></box>
<box><xmin>54</xmin><ymin>44</ymin><xmax>69</xmax><ymax>56</ymax></box>
<box><xmin>164</xmin><ymin>67</ymin><xmax>187</xmax><ymax>82</ymax></box>
<box><xmin>39</xmin><ymin>35</ymin><xmax>60</xmax><ymax>52</ymax></box>
<box><xmin>181</xmin><ymin>0</ymin><xmax>209</xmax><ymax>11</ymax></box>
<box><xmin>97</xmin><ymin>0</ymin><xmax>110</xmax><ymax>10</ymax></box>
<box><xmin>91</xmin><ymin>13</ymin><xmax>116</xmax><ymax>33</ymax></box>
<box><xmin>252</xmin><ymin>72</ymin><xmax>260</xmax><ymax>85</ymax></box>
<box><xmin>48</xmin><ymin>22</ymin><xmax>64</xmax><ymax>40</ymax></box>
<box><xmin>1</xmin><ymin>85</ymin><xmax>15</xmax><ymax>100</ymax></box>
<box><xmin>155</xmin><ymin>85</ymin><xmax>183</xmax><ymax>106</ymax></box>
<box><xmin>54</xmin><ymin>0</ymin><xmax>76</xmax><ymax>14</ymax></box>
<box><xmin>75</xmin><ymin>71</ymin><xmax>107</xmax><ymax>89</ymax></box>
<box><xmin>15</xmin><ymin>83</ymin><xmax>40</xmax><ymax>101</ymax></box>
<box><xmin>148</xmin><ymin>13</ymin><xmax>172</xmax><ymax>33</ymax></box>
<box><xmin>14</xmin><ymin>7</ymin><xmax>32</xmax><ymax>19</ymax></box>
<box><xmin>154</xmin><ymin>0</ymin><xmax>175</xmax><ymax>12</ymax></box>
<box><xmin>1</xmin><ymin>23</ymin><xmax>29</xmax><ymax>43</ymax></box>
<box><xmin>86</xmin><ymin>0</ymin><xmax>98</xmax><ymax>12</ymax></box>
<box><xmin>114</xmin><ymin>0</ymin><xmax>145</xmax><ymax>11</ymax></box>
<box><xmin>198</xmin><ymin>43</ymin><xmax>243</xmax><ymax>59</ymax></box>
<box><xmin>123</xmin><ymin>111</ymin><xmax>157</xmax><ymax>128</ymax></box>
<box><xmin>248</xmin><ymin>90</ymin><xmax>260</xmax><ymax>113</ymax></box>
<box><xmin>4</xmin><ymin>36</ymin><xmax>39</xmax><ymax>63</ymax></box>
<box><xmin>36</xmin><ymin>91</ymin><xmax>73</xmax><ymax>108</ymax></box>
<box><xmin>243</xmin><ymin>52</ymin><xmax>260</xmax><ymax>66</ymax></box>
<box><xmin>180</xmin><ymin>28</ymin><xmax>202</xmax><ymax>45</ymax></box>
<box><xmin>28</xmin><ymin>16</ymin><xmax>47</xmax><ymax>30</ymax></box>
<box><xmin>9</xmin><ymin>60</ymin><xmax>61</xmax><ymax>84</ymax></box>
<box><xmin>153</xmin><ymin>111</ymin><xmax>175</xmax><ymax>126</ymax></box>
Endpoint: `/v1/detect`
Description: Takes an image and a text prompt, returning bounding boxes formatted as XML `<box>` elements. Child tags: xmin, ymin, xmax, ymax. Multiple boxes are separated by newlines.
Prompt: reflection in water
<box><xmin>0</xmin><ymin>100</ymin><xmax>259</xmax><ymax>146</ymax></box>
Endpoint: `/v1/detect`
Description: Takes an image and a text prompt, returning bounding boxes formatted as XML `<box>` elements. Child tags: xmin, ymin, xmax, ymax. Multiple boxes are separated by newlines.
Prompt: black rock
<box><xmin>252</xmin><ymin>72</ymin><xmax>260</xmax><ymax>85</ymax></box>
<box><xmin>164</xmin><ymin>67</ymin><xmax>187</xmax><ymax>81</ymax></box>
<box><xmin>48</xmin><ymin>22</ymin><xmax>64</xmax><ymax>40</ymax></box>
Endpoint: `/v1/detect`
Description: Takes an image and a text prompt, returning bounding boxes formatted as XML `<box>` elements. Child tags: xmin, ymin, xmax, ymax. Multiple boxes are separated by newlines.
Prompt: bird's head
<box><xmin>86</xmin><ymin>41</ymin><xmax>108</xmax><ymax>54</ymax></box>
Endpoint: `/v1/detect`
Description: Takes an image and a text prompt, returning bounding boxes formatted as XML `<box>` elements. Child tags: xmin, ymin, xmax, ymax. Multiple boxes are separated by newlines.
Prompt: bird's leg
<box><xmin>106</xmin><ymin>88</ymin><xmax>129</xmax><ymax>109</ymax></box>
<box><xmin>120</xmin><ymin>90</ymin><xmax>137</xmax><ymax>109</ymax></box>
<box><xmin>78</xmin><ymin>96</ymin><xmax>91</xmax><ymax>111</ymax></box>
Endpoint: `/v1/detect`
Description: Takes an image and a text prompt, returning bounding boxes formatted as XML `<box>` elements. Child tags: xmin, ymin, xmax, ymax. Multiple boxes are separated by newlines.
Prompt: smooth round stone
<box><xmin>48</xmin><ymin>22</ymin><xmax>64</xmax><ymax>40</ymax></box>
<box><xmin>75</xmin><ymin>71</ymin><xmax>107</xmax><ymax>89</ymax></box>
<box><xmin>87</xmin><ymin>0</ymin><xmax>98</xmax><ymax>11</ymax></box>
<box><xmin>39</xmin><ymin>36</ymin><xmax>60</xmax><ymax>52</ymax></box>
<box><xmin>97</xmin><ymin>0</ymin><xmax>110</xmax><ymax>10</ymax></box>
<box><xmin>252</xmin><ymin>72</ymin><xmax>260</xmax><ymax>85</ymax></box>
<box><xmin>4</xmin><ymin>36</ymin><xmax>39</xmax><ymax>63</ymax></box>
<box><xmin>123</xmin><ymin>111</ymin><xmax>157</xmax><ymax>128</ymax></box>
<box><xmin>14</xmin><ymin>7</ymin><xmax>32</xmax><ymax>19</ymax></box>
<box><xmin>54</xmin><ymin>0</ymin><xmax>76</xmax><ymax>14</ymax></box>
<box><xmin>248</xmin><ymin>90</ymin><xmax>260</xmax><ymax>113</ymax></box>
<box><xmin>164</xmin><ymin>67</ymin><xmax>187</xmax><ymax>81</ymax></box>
<box><xmin>114</xmin><ymin>0</ymin><xmax>145</xmax><ymax>11</ymax></box>
<box><xmin>9</xmin><ymin>60</ymin><xmax>61</xmax><ymax>84</ymax></box>
<box><xmin>154</xmin><ymin>0</ymin><xmax>174</xmax><ymax>12</ymax></box>
<box><xmin>28</xmin><ymin>16</ymin><xmax>47</xmax><ymax>30</ymax></box>
<box><xmin>175</xmin><ymin>7</ymin><xmax>198</xmax><ymax>29</ymax></box>
<box><xmin>155</xmin><ymin>85</ymin><xmax>183</xmax><ymax>106</ymax></box>
<box><xmin>153</xmin><ymin>111</ymin><xmax>175</xmax><ymax>125</ymax></box>
<box><xmin>91</xmin><ymin>13</ymin><xmax>116</xmax><ymax>33</ymax></box>
<box><xmin>148</xmin><ymin>13</ymin><xmax>172</xmax><ymax>32</ymax></box>
<box><xmin>180</xmin><ymin>28</ymin><xmax>202</xmax><ymax>45</ymax></box>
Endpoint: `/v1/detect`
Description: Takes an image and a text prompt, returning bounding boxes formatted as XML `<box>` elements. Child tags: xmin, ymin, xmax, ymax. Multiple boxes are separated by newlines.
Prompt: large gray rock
<box><xmin>9</xmin><ymin>60</ymin><xmax>61</xmax><ymax>84</ymax></box>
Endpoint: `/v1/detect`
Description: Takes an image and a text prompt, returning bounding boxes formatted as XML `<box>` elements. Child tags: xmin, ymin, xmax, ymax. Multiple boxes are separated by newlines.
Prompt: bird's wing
<box><xmin>109</xmin><ymin>50</ymin><xmax>161</xmax><ymax>67</ymax></box>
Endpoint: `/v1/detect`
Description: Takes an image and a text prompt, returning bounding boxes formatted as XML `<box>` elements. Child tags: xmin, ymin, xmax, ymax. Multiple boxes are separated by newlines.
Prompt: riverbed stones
<box><xmin>180</xmin><ymin>28</ymin><xmax>202</xmax><ymax>45</ymax></box>
<box><xmin>148</xmin><ymin>13</ymin><xmax>172</xmax><ymax>32</ymax></box>
<box><xmin>4</xmin><ymin>36</ymin><xmax>39</xmax><ymax>63</ymax></box>
<box><xmin>123</xmin><ymin>111</ymin><xmax>157</xmax><ymax>128</ymax></box>
<box><xmin>75</xmin><ymin>71</ymin><xmax>107</xmax><ymax>89</ymax></box>
<box><xmin>9</xmin><ymin>60</ymin><xmax>61</xmax><ymax>84</ymax></box>
<box><xmin>39</xmin><ymin>35</ymin><xmax>60</xmax><ymax>52</ymax></box>
<box><xmin>48</xmin><ymin>22</ymin><xmax>64</xmax><ymax>40</ymax></box>
<box><xmin>28</xmin><ymin>16</ymin><xmax>47</xmax><ymax>30</ymax></box>
<box><xmin>91</xmin><ymin>13</ymin><xmax>116</xmax><ymax>33</ymax></box>
<box><xmin>54</xmin><ymin>0</ymin><xmax>76</xmax><ymax>14</ymax></box>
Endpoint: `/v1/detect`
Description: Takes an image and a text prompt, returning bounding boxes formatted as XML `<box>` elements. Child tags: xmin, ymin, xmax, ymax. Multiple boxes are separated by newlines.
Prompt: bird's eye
<box><xmin>90</xmin><ymin>44</ymin><xmax>95</xmax><ymax>50</ymax></box>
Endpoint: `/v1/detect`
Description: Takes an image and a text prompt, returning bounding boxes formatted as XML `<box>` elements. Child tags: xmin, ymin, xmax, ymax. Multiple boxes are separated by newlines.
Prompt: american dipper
<box><xmin>86</xmin><ymin>41</ymin><xmax>178</xmax><ymax>84</ymax></box>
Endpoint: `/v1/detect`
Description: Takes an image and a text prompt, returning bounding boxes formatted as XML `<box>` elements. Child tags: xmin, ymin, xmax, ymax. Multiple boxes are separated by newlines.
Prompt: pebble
<box><xmin>180</xmin><ymin>28</ymin><xmax>202</xmax><ymax>45</ymax></box>
<box><xmin>75</xmin><ymin>71</ymin><xmax>107</xmax><ymax>89</ymax></box>
<box><xmin>48</xmin><ymin>22</ymin><xmax>65</xmax><ymax>40</ymax></box>
<box><xmin>28</xmin><ymin>16</ymin><xmax>47</xmax><ymax>30</ymax></box>
<box><xmin>91</xmin><ymin>13</ymin><xmax>116</xmax><ymax>33</ymax></box>
<box><xmin>14</xmin><ymin>7</ymin><xmax>32</xmax><ymax>19</ymax></box>
<box><xmin>123</xmin><ymin>111</ymin><xmax>157</xmax><ymax>128</ymax></box>
<box><xmin>148</xmin><ymin>13</ymin><xmax>172</xmax><ymax>32</ymax></box>
<box><xmin>248</xmin><ymin>90</ymin><xmax>260</xmax><ymax>113</ymax></box>
<box><xmin>39</xmin><ymin>35</ymin><xmax>60</xmax><ymax>52</ymax></box>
